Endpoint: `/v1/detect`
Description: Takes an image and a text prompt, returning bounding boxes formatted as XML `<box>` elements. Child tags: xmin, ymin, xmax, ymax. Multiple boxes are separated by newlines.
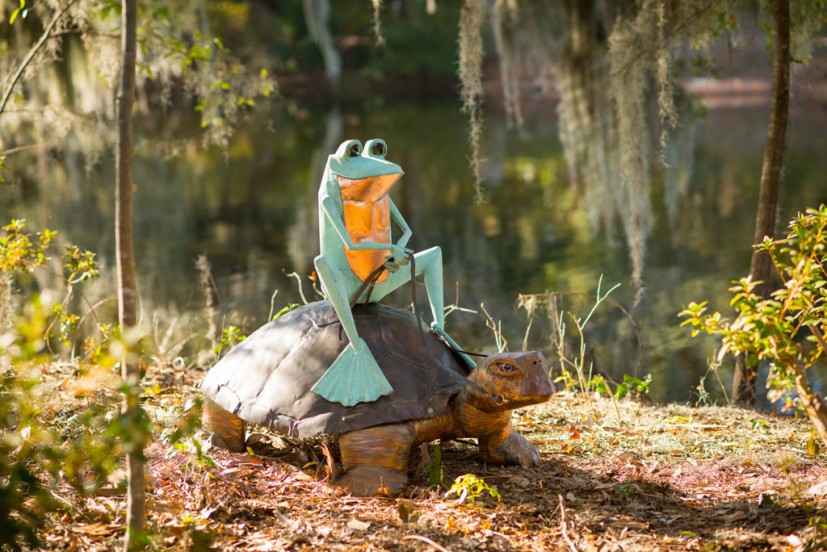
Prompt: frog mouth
<box><xmin>337</xmin><ymin>174</ymin><xmax>402</xmax><ymax>202</ymax></box>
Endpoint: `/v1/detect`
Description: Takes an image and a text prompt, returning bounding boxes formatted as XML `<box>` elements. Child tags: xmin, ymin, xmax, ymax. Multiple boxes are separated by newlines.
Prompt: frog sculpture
<box><xmin>312</xmin><ymin>138</ymin><xmax>473</xmax><ymax>406</ymax></box>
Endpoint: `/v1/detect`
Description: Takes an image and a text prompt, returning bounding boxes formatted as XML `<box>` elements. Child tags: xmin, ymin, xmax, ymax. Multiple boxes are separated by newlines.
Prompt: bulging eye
<box><xmin>370</xmin><ymin>141</ymin><xmax>387</xmax><ymax>157</ymax></box>
<box><xmin>348</xmin><ymin>142</ymin><xmax>362</xmax><ymax>157</ymax></box>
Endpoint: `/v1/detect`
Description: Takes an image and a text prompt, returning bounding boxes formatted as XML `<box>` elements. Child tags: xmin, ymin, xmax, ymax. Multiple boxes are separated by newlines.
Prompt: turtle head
<box><xmin>464</xmin><ymin>351</ymin><xmax>554</xmax><ymax>413</ymax></box>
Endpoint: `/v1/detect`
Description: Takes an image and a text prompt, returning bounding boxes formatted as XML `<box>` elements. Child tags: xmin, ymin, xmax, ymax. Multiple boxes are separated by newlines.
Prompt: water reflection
<box><xmin>1</xmin><ymin>101</ymin><xmax>825</xmax><ymax>403</ymax></box>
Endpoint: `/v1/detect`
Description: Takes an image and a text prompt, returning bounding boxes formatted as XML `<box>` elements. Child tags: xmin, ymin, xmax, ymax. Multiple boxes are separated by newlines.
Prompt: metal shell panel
<box><xmin>199</xmin><ymin>301</ymin><xmax>469</xmax><ymax>438</ymax></box>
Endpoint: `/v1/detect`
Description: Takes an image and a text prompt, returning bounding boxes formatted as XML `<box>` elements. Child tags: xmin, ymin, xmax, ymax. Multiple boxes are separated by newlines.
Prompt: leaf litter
<box><xmin>33</xmin><ymin>363</ymin><xmax>827</xmax><ymax>551</ymax></box>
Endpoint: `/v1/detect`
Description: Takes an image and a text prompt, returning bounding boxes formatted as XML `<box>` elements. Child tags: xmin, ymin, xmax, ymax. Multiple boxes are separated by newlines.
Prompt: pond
<box><xmin>2</xmin><ymin>98</ymin><xmax>825</xmax><ymax>404</ymax></box>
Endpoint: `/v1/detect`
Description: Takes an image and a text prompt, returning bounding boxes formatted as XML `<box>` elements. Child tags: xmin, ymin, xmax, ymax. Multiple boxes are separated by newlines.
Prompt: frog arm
<box><xmin>389</xmin><ymin>198</ymin><xmax>413</xmax><ymax>250</ymax></box>
<box><xmin>321</xmin><ymin>195</ymin><xmax>392</xmax><ymax>252</ymax></box>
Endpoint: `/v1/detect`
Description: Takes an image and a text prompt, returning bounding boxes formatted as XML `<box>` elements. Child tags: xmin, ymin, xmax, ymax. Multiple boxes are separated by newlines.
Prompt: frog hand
<box><xmin>383</xmin><ymin>246</ymin><xmax>413</xmax><ymax>273</ymax></box>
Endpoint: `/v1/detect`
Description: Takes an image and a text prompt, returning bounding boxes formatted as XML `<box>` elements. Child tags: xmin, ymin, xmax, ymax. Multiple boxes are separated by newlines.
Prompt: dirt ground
<box><xmin>41</xmin><ymin>368</ymin><xmax>827</xmax><ymax>552</ymax></box>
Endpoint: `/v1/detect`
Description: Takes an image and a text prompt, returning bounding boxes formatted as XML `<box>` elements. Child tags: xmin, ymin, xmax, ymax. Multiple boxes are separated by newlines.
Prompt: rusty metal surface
<box><xmin>199</xmin><ymin>301</ymin><xmax>468</xmax><ymax>438</ymax></box>
<box><xmin>338</xmin><ymin>173</ymin><xmax>399</xmax><ymax>282</ymax></box>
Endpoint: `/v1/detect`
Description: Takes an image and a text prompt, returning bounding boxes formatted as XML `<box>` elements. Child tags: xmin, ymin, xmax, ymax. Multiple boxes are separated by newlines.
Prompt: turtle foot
<box><xmin>335</xmin><ymin>466</ymin><xmax>407</xmax><ymax>497</ymax></box>
<box><xmin>202</xmin><ymin>398</ymin><xmax>247</xmax><ymax>452</ymax></box>
<box><xmin>311</xmin><ymin>339</ymin><xmax>393</xmax><ymax>406</ymax></box>
<box><xmin>484</xmin><ymin>430</ymin><xmax>540</xmax><ymax>468</ymax></box>
<box><xmin>430</xmin><ymin>323</ymin><xmax>477</xmax><ymax>370</ymax></box>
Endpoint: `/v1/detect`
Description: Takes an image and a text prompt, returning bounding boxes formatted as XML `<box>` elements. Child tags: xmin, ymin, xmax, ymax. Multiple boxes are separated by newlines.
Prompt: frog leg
<box><xmin>373</xmin><ymin>247</ymin><xmax>477</xmax><ymax>370</ymax></box>
<box><xmin>311</xmin><ymin>255</ymin><xmax>393</xmax><ymax>406</ymax></box>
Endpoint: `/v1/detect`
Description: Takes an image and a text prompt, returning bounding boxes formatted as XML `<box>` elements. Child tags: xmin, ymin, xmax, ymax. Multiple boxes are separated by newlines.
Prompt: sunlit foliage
<box><xmin>681</xmin><ymin>205</ymin><xmax>827</xmax><ymax>446</ymax></box>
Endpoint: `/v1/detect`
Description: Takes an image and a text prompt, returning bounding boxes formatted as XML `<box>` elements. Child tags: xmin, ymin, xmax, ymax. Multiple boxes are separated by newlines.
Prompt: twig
<box><xmin>480</xmin><ymin>303</ymin><xmax>508</xmax><ymax>352</ymax></box>
<box><xmin>607</xmin><ymin>0</ymin><xmax>719</xmax><ymax>80</ymax></box>
<box><xmin>518</xmin><ymin>288</ymin><xmax>644</xmax><ymax>377</ymax></box>
<box><xmin>808</xmin><ymin>323</ymin><xmax>827</xmax><ymax>356</ymax></box>
<box><xmin>284</xmin><ymin>271</ymin><xmax>308</xmax><ymax>305</ymax></box>
<box><xmin>558</xmin><ymin>494</ymin><xmax>578</xmax><ymax>552</ymax></box>
<box><xmin>0</xmin><ymin>144</ymin><xmax>37</xmax><ymax>156</ymax></box>
<box><xmin>1</xmin><ymin>0</ymin><xmax>78</xmax><ymax>116</ymax></box>
<box><xmin>402</xmin><ymin>535</ymin><xmax>451</xmax><ymax>552</ymax></box>
<box><xmin>268</xmin><ymin>289</ymin><xmax>279</xmax><ymax>321</ymax></box>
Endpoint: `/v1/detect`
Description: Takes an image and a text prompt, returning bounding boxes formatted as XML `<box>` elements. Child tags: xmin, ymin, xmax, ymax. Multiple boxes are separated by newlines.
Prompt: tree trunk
<box><xmin>732</xmin><ymin>0</ymin><xmax>790</xmax><ymax>405</ymax></box>
<box><xmin>116</xmin><ymin>0</ymin><xmax>145</xmax><ymax>549</ymax></box>
<box><xmin>794</xmin><ymin>371</ymin><xmax>827</xmax><ymax>448</ymax></box>
<box><xmin>303</xmin><ymin>0</ymin><xmax>341</xmax><ymax>87</ymax></box>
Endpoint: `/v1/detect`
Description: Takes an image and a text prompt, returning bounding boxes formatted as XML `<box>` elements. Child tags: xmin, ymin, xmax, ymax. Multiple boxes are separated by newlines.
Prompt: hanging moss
<box><xmin>479</xmin><ymin>0</ymin><xmax>773</xmax><ymax>304</ymax></box>
<box><xmin>458</xmin><ymin>0</ymin><xmax>488</xmax><ymax>202</ymax></box>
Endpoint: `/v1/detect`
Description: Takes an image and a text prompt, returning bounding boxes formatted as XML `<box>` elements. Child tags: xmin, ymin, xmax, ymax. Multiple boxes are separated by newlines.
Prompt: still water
<box><xmin>2</xmin><ymin>99</ymin><xmax>825</xmax><ymax>404</ymax></box>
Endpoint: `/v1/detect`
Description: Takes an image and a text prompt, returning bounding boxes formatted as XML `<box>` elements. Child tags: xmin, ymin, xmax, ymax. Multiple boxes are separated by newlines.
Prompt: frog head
<box><xmin>327</xmin><ymin>139</ymin><xmax>404</xmax><ymax>203</ymax></box>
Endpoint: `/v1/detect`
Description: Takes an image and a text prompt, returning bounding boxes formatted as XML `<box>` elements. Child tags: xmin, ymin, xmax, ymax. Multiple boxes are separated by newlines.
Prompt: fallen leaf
<box><xmin>807</xmin><ymin>481</ymin><xmax>827</xmax><ymax>497</ymax></box>
<box><xmin>347</xmin><ymin>519</ymin><xmax>371</xmax><ymax>531</ymax></box>
<box><xmin>512</xmin><ymin>476</ymin><xmax>530</xmax><ymax>489</ymax></box>
<box><xmin>397</xmin><ymin>499</ymin><xmax>416</xmax><ymax>523</ymax></box>
<box><xmin>568</xmin><ymin>424</ymin><xmax>580</xmax><ymax>439</ymax></box>
<box><xmin>71</xmin><ymin>523</ymin><xmax>120</xmax><ymax>537</ymax></box>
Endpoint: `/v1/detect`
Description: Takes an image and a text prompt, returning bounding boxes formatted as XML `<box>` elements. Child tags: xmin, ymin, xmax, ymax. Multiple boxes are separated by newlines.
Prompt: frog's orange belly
<box><xmin>343</xmin><ymin>198</ymin><xmax>390</xmax><ymax>283</ymax></box>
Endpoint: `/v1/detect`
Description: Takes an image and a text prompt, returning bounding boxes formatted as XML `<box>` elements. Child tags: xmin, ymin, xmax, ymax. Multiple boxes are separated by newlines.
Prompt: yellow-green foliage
<box><xmin>446</xmin><ymin>473</ymin><xmax>502</xmax><ymax>506</ymax></box>
<box><xmin>0</xmin><ymin>220</ymin><xmax>128</xmax><ymax>549</ymax></box>
<box><xmin>680</xmin><ymin>205</ymin><xmax>827</xmax><ymax>440</ymax></box>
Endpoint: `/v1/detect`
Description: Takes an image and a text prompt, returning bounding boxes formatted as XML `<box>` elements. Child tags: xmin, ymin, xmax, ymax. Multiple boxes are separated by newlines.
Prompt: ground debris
<box><xmin>36</xmin><ymin>371</ymin><xmax>827</xmax><ymax>551</ymax></box>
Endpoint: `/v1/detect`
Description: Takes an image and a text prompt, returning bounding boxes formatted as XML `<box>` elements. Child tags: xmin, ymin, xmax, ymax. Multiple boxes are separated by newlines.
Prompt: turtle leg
<box><xmin>479</xmin><ymin>424</ymin><xmax>541</xmax><ymax>468</ymax></box>
<box><xmin>311</xmin><ymin>255</ymin><xmax>393</xmax><ymax>406</ymax></box>
<box><xmin>202</xmin><ymin>398</ymin><xmax>247</xmax><ymax>452</ymax></box>
<box><xmin>337</xmin><ymin>425</ymin><xmax>414</xmax><ymax>496</ymax></box>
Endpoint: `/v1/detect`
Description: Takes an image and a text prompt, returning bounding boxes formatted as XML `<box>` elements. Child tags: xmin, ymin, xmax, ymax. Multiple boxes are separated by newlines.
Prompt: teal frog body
<box><xmin>313</xmin><ymin>139</ymin><xmax>472</xmax><ymax>406</ymax></box>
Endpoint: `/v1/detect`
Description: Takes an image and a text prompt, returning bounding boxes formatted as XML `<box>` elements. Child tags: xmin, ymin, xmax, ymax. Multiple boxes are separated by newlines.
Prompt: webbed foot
<box><xmin>311</xmin><ymin>339</ymin><xmax>393</xmax><ymax>406</ymax></box>
<box><xmin>430</xmin><ymin>322</ymin><xmax>477</xmax><ymax>370</ymax></box>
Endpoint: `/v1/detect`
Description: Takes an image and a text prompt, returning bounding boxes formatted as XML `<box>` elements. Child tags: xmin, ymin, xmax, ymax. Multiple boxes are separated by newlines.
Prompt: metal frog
<box><xmin>312</xmin><ymin>138</ymin><xmax>472</xmax><ymax>406</ymax></box>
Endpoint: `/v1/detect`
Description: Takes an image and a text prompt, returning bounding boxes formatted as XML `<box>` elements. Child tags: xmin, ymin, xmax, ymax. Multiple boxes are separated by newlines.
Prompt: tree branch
<box><xmin>809</xmin><ymin>323</ymin><xmax>827</xmax><ymax>356</ymax></box>
<box><xmin>0</xmin><ymin>0</ymin><xmax>78</xmax><ymax>117</ymax></box>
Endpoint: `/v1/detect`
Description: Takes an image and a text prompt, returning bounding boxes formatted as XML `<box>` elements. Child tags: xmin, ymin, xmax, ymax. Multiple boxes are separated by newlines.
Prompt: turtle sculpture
<box><xmin>200</xmin><ymin>301</ymin><xmax>554</xmax><ymax>496</ymax></box>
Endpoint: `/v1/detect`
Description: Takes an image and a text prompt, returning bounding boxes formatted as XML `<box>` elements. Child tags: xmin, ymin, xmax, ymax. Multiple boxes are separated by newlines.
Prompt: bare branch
<box><xmin>0</xmin><ymin>0</ymin><xmax>78</xmax><ymax>117</ymax></box>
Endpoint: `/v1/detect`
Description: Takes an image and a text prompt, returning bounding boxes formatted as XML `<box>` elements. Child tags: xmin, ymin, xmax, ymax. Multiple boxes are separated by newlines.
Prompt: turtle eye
<box><xmin>493</xmin><ymin>362</ymin><xmax>518</xmax><ymax>376</ymax></box>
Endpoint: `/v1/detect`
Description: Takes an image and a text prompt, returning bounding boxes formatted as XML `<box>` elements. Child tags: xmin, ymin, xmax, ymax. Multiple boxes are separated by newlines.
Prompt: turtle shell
<box><xmin>199</xmin><ymin>301</ymin><xmax>470</xmax><ymax>438</ymax></box>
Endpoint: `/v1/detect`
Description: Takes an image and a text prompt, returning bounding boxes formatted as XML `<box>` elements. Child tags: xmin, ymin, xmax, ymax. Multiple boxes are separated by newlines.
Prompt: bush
<box><xmin>680</xmin><ymin>205</ymin><xmax>827</xmax><ymax>446</ymax></box>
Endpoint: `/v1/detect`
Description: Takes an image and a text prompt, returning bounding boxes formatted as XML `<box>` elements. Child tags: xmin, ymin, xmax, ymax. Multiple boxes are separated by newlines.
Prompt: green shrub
<box><xmin>680</xmin><ymin>205</ymin><xmax>827</xmax><ymax>446</ymax></box>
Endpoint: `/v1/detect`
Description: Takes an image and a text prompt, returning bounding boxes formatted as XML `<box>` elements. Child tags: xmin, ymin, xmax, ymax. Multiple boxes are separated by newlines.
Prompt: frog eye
<box><xmin>333</xmin><ymin>140</ymin><xmax>364</xmax><ymax>165</ymax></box>
<box><xmin>347</xmin><ymin>142</ymin><xmax>362</xmax><ymax>158</ymax></box>
<box><xmin>365</xmin><ymin>139</ymin><xmax>388</xmax><ymax>158</ymax></box>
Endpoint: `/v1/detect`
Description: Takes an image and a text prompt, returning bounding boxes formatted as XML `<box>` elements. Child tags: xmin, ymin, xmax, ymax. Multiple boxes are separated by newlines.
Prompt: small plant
<box><xmin>426</xmin><ymin>444</ymin><xmax>445</xmax><ymax>489</ymax></box>
<box><xmin>613</xmin><ymin>482</ymin><xmax>637</xmax><ymax>502</ymax></box>
<box><xmin>680</xmin><ymin>205</ymin><xmax>827</xmax><ymax>446</ymax></box>
<box><xmin>614</xmin><ymin>373</ymin><xmax>652</xmax><ymax>401</ymax></box>
<box><xmin>214</xmin><ymin>324</ymin><xmax>246</xmax><ymax>357</ymax></box>
<box><xmin>804</xmin><ymin>514</ymin><xmax>827</xmax><ymax>551</ymax></box>
<box><xmin>445</xmin><ymin>473</ymin><xmax>501</xmax><ymax>506</ymax></box>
